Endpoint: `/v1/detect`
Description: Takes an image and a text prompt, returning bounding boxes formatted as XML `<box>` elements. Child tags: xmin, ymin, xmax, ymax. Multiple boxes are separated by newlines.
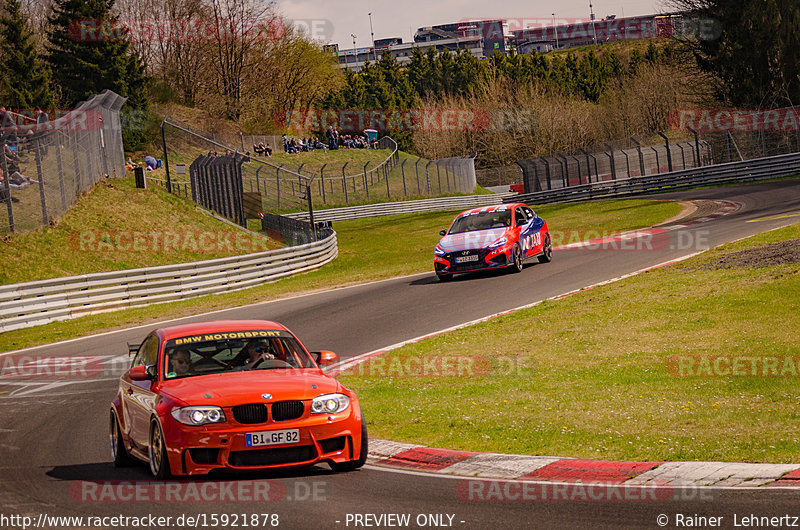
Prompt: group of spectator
<box><xmin>281</xmin><ymin>134</ymin><xmax>326</xmax><ymax>154</ymax></box>
<box><xmin>276</xmin><ymin>128</ymin><xmax>377</xmax><ymax>155</ymax></box>
<box><xmin>253</xmin><ymin>143</ymin><xmax>273</xmax><ymax>157</ymax></box>
<box><xmin>125</xmin><ymin>155</ymin><xmax>163</xmax><ymax>171</ymax></box>
<box><xmin>0</xmin><ymin>140</ymin><xmax>38</xmax><ymax>193</ymax></box>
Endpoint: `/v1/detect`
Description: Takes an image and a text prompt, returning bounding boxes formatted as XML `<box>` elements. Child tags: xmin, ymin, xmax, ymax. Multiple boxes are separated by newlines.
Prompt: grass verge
<box><xmin>0</xmin><ymin>177</ymin><xmax>280</xmax><ymax>284</ymax></box>
<box><xmin>338</xmin><ymin>222</ymin><xmax>800</xmax><ymax>463</ymax></box>
<box><xmin>0</xmin><ymin>199</ymin><xmax>679</xmax><ymax>352</ymax></box>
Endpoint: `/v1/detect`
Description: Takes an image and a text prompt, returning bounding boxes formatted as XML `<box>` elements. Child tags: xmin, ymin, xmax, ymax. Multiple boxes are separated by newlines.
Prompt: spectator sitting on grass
<box><xmin>286</xmin><ymin>138</ymin><xmax>298</xmax><ymax>154</ymax></box>
<box><xmin>0</xmin><ymin>165</ymin><xmax>36</xmax><ymax>188</ymax></box>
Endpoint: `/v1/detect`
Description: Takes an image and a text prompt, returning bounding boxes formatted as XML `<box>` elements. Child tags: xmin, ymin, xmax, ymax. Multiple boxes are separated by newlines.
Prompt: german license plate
<box><xmin>455</xmin><ymin>255</ymin><xmax>479</xmax><ymax>263</ymax></box>
<box><xmin>246</xmin><ymin>429</ymin><xmax>300</xmax><ymax>447</ymax></box>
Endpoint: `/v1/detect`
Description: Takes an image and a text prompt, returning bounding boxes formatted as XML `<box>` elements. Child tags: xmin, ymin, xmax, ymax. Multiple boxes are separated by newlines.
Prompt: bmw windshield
<box><xmin>162</xmin><ymin>330</ymin><xmax>317</xmax><ymax>380</ymax></box>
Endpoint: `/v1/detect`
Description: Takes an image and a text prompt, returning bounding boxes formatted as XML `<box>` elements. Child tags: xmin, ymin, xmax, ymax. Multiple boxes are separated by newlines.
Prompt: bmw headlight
<box><xmin>434</xmin><ymin>245</ymin><xmax>447</xmax><ymax>256</ymax></box>
<box><xmin>487</xmin><ymin>237</ymin><xmax>508</xmax><ymax>249</ymax></box>
<box><xmin>171</xmin><ymin>406</ymin><xmax>226</xmax><ymax>426</ymax></box>
<box><xmin>311</xmin><ymin>393</ymin><xmax>350</xmax><ymax>414</ymax></box>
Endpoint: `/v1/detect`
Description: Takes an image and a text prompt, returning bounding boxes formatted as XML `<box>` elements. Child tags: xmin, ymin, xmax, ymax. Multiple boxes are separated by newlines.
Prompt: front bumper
<box><xmin>160</xmin><ymin>403</ymin><xmax>363</xmax><ymax>475</ymax></box>
<box><xmin>435</xmin><ymin>247</ymin><xmax>511</xmax><ymax>276</ymax></box>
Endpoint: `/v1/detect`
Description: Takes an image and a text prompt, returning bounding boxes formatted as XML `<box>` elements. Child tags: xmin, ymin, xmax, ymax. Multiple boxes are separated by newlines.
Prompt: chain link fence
<box><xmin>516</xmin><ymin>130</ymin><xmax>800</xmax><ymax>193</ymax></box>
<box><xmin>156</xmin><ymin>117</ymin><xmax>478</xmax><ymax>217</ymax></box>
<box><xmin>0</xmin><ymin>90</ymin><xmax>127</xmax><ymax>234</ymax></box>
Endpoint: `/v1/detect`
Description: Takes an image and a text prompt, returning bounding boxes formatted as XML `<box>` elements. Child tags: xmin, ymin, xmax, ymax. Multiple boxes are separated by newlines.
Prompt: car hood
<box><xmin>439</xmin><ymin>228</ymin><xmax>508</xmax><ymax>252</ymax></box>
<box><xmin>160</xmin><ymin>369</ymin><xmax>342</xmax><ymax>406</ymax></box>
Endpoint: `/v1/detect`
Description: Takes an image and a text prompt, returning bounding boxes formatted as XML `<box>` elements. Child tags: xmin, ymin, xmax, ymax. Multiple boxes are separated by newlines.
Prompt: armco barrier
<box><xmin>286</xmin><ymin>193</ymin><xmax>516</xmax><ymax>223</ymax></box>
<box><xmin>0</xmin><ymin>233</ymin><xmax>337</xmax><ymax>332</ymax></box>
<box><xmin>514</xmin><ymin>152</ymin><xmax>800</xmax><ymax>205</ymax></box>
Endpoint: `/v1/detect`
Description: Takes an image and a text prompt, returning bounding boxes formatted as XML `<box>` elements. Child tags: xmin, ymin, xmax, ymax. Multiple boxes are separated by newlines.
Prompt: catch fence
<box><xmin>0</xmin><ymin>90</ymin><xmax>127</xmax><ymax>234</ymax></box>
<box><xmin>156</xmin><ymin>117</ymin><xmax>478</xmax><ymax>217</ymax></box>
<box><xmin>516</xmin><ymin>130</ymin><xmax>800</xmax><ymax>193</ymax></box>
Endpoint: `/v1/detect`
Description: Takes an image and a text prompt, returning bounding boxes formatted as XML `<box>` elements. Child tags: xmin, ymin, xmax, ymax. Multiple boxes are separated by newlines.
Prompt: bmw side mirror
<box><xmin>314</xmin><ymin>350</ymin><xmax>338</xmax><ymax>367</ymax></box>
<box><xmin>128</xmin><ymin>365</ymin><xmax>151</xmax><ymax>381</ymax></box>
<box><xmin>439</xmin><ymin>230</ymin><xmax>447</xmax><ymax>236</ymax></box>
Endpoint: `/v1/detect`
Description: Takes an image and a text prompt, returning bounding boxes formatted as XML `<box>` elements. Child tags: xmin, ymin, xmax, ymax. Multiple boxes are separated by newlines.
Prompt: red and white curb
<box><xmin>367</xmin><ymin>439</ymin><xmax>800</xmax><ymax>487</ymax></box>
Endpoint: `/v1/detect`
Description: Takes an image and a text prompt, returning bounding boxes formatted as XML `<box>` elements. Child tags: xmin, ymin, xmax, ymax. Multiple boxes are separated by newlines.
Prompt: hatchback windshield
<box><xmin>162</xmin><ymin>330</ymin><xmax>317</xmax><ymax>379</ymax></box>
<box><xmin>449</xmin><ymin>210</ymin><xmax>511</xmax><ymax>234</ymax></box>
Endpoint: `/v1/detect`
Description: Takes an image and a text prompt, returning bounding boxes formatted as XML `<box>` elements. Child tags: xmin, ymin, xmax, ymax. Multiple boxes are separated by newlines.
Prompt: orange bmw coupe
<box><xmin>110</xmin><ymin>320</ymin><xmax>367</xmax><ymax>478</ymax></box>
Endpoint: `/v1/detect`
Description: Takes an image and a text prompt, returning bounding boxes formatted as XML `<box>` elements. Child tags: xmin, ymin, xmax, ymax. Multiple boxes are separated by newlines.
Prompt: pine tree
<box><xmin>0</xmin><ymin>0</ymin><xmax>54</xmax><ymax>109</ymax></box>
<box><xmin>46</xmin><ymin>0</ymin><xmax>149</xmax><ymax>147</ymax></box>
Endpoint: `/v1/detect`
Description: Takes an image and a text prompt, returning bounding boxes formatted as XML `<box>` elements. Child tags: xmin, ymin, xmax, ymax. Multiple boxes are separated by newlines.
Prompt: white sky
<box><xmin>277</xmin><ymin>0</ymin><xmax>669</xmax><ymax>49</ymax></box>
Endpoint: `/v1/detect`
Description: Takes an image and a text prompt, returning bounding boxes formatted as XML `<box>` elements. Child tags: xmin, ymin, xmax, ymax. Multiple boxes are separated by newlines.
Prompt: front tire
<box><xmin>511</xmin><ymin>244</ymin><xmax>524</xmax><ymax>273</ymax></box>
<box><xmin>538</xmin><ymin>234</ymin><xmax>552</xmax><ymax>263</ymax></box>
<box><xmin>110</xmin><ymin>410</ymin><xmax>132</xmax><ymax>467</ymax></box>
<box><xmin>330</xmin><ymin>419</ymin><xmax>368</xmax><ymax>472</ymax></box>
<box><xmin>149</xmin><ymin>419</ymin><xmax>171</xmax><ymax>479</ymax></box>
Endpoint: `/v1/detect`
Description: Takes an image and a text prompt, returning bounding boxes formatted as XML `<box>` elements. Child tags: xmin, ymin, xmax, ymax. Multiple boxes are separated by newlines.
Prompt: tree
<box><xmin>46</xmin><ymin>0</ymin><xmax>149</xmax><ymax>148</ymax></box>
<box><xmin>0</xmin><ymin>0</ymin><xmax>53</xmax><ymax>108</ymax></box>
<box><xmin>669</xmin><ymin>0</ymin><xmax>800</xmax><ymax>107</ymax></box>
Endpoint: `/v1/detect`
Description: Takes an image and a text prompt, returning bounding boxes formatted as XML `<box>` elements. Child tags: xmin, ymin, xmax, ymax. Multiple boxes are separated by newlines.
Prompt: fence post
<box><xmin>436</xmin><ymin>162</ymin><xmax>442</xmax><ymax>193</ymax></box>
<box><xmin>34</xmin><ymin>138</ymin><xmax>48</xmax><ymax>225</ymax></box>
<box><xmin>425</xmin><ymin>161</ymin><xmax>433</xmax><ymax>194</ymax></box>
<box><xmin>277</xmin><ymin>164</ymin><xmax>283</xmax><ymax>208</ymax></box>
<box><xmin>760</xmin><ymin>130</ymin><xmax>767</xmax><ymax>157</ymax></box>
<box><xmin>631</xmin><ymin>137</ymin><xmax>645</xmax><ymax>176</ymax></box>
<box><xmin>622</xmin><ymin>150</ymin><xmax>631</xmax><ymax>178</ymax></box>
<box><xmin>384</xmin><ymin>162</ymin><xmax>391</xmax><ymax>198</ymax></box>
<box><xmin>160</xmin><ymin>120</ymin><xmax>172</xmax><ymax>193</ymax></box>
<box><xmin>342</xmin><ymin>162</ymin><xmax>349</xmax><ymax>203</ymax></box>
<box><xmin>603</xmin><ymin>142</ymin><xmax>617</xmax><ymax>180</ymax></box>
<box><xmin>555</xmin><ymin>154</ymin><xmax>569</xmax><ymax>185</ymax></box>
<box><xmin>320</xmin><ymin>163</ymin><xmax>327</xmax><ymax>205</ymax></box>
<box><xmin>676</xmin><ymin>143</ymin><xmax>686</xmax><ymax>170</ymax></box>
<box><xmin>540</xmin><ymin>157</ymin><xmax>552</xmax><ymax>189</ymax></box>
<box><xmin>687</xmin><ymin>126</ymin><xmax>701</xmax><ymax>167</ymax></box>
<box><xmin>55</xmin><ymin>132</ymin><xmax>67</xmax><ymax>209</ymax></box>
<box><xmin>651</xmin><ymin>146</ymin><xmax>660</xmax><ymax>173</ymax></box>
<box><xmin>71</xmin><ymin>134</ymin><xmax>82</xmax><ymax>197</ymax></box>
<box><xmin>0</xmin><ymin>141</ymin><xmax>14</xmax><ymax>233</ymax></box>
<box><xmin>725</xmin><ymin>132</ymin><xmax>733</xmax><ymax>163</ymax></box>
<box><xmin>363</xmin><ymin>161</ymin><xmax>370</xmax><ymax>200</ymax></box>
<box><xmin>578</xmin><ymin>148</ymin><xmax>592</xmax><ymax>183</ymax></box>
<box><xmin>400</xmin><ymin>159</ymin><xmax>407</xmax><ymax>196</ymax></box>
<box><xmin>657</xmin><ymin>132</ymin><xmax>673</xmax><ymax>172</ymax></box>
<box><xmin>415</xmin><ymin>157</ymin><xmax>422</xmax><ymax>194</ymax></box>
<box><xmin>570</xmin><ymin>155</ymin><xmax>582</xmax><ymax>185</ymax></box>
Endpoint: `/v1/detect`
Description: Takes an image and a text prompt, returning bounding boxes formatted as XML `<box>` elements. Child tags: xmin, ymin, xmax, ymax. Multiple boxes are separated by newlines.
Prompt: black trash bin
<box><xmin>134</xmin><ymin>166</ymin><xmax>146</xmax><ymax>188</ymax></box>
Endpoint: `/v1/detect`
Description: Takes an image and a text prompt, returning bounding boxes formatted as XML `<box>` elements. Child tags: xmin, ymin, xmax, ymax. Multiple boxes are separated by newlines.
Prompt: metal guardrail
<box><xmin>285</xmin><ymin>193</ymin><xmax>516</xmax><ymax>223</ymax></box>
<box><xmin>513</xmin><ymin>152</ymin><xmax>800</xmax><ymax>205</ymax></box>
<box><xmin>0</xmin><ymin>233</ymin><xmax>337</xmax><ymax>332</ymax></box>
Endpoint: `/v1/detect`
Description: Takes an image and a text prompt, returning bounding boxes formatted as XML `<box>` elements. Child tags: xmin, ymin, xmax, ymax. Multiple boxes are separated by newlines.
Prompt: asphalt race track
<box><xmin>2</xmin><ymin>179</ymin><xmax>800</xmax><ymax>529</ymax></box>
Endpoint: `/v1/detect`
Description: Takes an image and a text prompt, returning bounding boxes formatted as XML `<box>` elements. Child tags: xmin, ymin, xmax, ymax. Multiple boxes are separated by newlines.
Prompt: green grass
<box><xmin>0</xmin><ymin>198</ymin><xmax>679</xmax><ymax>352</ymax></box>
<box><xmin>338</xmin><ymin>222</ymin><xmax>800</xmax><ymax>463</ymax></box>
<box><xmin>0</xmin><ymin>176</ymin><xmax>280</xmax><ymax>284</ymax></box>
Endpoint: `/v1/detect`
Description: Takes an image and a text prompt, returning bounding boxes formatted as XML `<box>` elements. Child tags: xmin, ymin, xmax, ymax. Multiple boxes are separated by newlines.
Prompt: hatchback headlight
<box><xmin>311</xmin><ymin>393</ymin><xmax>350</xmax><ymax>414</ymax></box>
<box><xmin>171</xmin><ymin>406</ymin><xmax>226</xmax><ymax>425</ymax></box>
<box><xmin>487</xmin><ymin>236</ymin><xmax>508</xmax><ymax>249</ymax></box>
<box><xmin>434</xmin><ymin>245</ymin><xmax>447</xmax><ymax>256</ymax></box>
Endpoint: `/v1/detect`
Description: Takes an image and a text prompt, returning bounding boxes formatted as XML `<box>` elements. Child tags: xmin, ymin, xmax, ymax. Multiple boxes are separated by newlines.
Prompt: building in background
<box><xmin>329</xmin><ymin>14</ymin><xmax>683</xmax><ymax>72</ymax></box>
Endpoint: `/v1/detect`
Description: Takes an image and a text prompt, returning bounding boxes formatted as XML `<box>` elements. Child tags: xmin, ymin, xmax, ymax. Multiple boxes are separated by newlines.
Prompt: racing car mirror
<box><xmin>128</xmin><ymin>365</ymin><xmax>151</xmax><ymax>381</ymax></box>
<box><xmin>314</xmin><ymin>350</ymin><xmax>338</xmax><ymax>366</ymax></box>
